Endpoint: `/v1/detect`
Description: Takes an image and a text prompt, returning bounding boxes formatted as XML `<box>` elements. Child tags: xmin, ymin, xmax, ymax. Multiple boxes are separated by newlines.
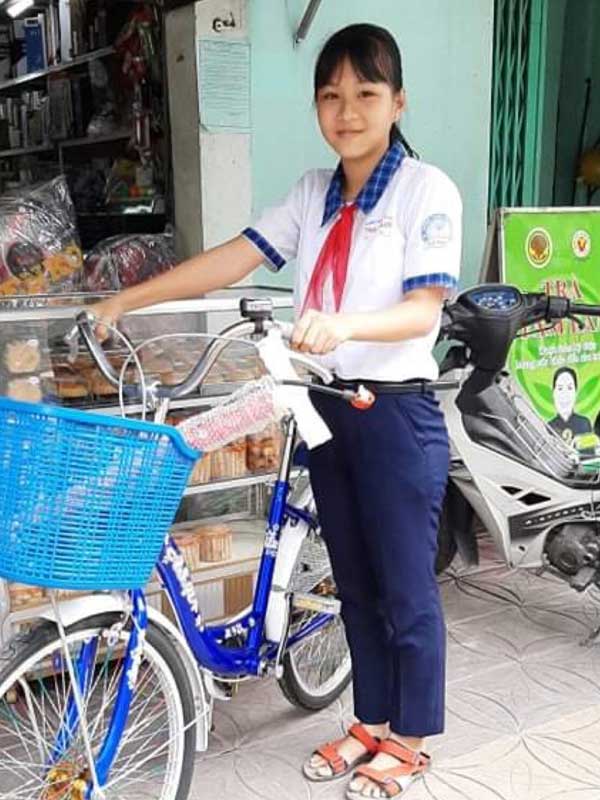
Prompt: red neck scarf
<box><xmin>301</xmin><ymin>202</ymin><xmax>357</xmax><ymax>314</ymax></box>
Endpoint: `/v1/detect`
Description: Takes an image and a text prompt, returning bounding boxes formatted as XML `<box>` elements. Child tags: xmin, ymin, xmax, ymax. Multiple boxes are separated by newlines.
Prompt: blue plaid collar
<box><xmin>321</xmin><ymin>141</ymin><xmax>406</xmax><ymax>226</ymax></box>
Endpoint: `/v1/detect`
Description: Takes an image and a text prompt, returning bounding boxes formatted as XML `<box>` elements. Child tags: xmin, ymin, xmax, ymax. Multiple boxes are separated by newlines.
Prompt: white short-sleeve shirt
<box><xmin>242</xmin><ymin>143</ymin><xmax>462</xmax><ymax>381</ymax></box>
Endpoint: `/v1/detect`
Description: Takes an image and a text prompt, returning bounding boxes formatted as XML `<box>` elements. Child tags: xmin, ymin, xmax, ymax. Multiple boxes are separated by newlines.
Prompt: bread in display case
<box><xmin>0</xmin><ymin>286</ymin><xmax>296</xmax><ymax>643</ymax></box>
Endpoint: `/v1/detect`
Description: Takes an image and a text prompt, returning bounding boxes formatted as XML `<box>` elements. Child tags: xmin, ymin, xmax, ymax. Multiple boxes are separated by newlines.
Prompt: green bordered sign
<box><xmin>500</xmin><ymin>208</ymin><xmax>600</xmax><ymax>450</ymax></box>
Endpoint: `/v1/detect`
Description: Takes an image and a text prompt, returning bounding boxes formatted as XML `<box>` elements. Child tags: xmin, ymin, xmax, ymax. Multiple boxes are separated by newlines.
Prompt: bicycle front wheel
<box><xmin>0</xmin><ymin>612</ymin><xmax>197</xmax><ymax>800</ymax></box>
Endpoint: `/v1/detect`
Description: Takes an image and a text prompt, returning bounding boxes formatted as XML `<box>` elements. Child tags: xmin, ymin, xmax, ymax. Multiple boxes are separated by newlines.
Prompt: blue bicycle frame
<box><xmin>52</xmin><ymin>417</ymin><xmax>334</xmax><ymax>792</ymax></box>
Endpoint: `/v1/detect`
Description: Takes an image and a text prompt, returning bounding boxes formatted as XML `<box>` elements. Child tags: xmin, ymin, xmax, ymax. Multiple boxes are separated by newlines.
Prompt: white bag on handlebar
<box><xmin>257</xmin><ymin>329</ymin><xmax>332</xmax><ymax>449</ymax></box>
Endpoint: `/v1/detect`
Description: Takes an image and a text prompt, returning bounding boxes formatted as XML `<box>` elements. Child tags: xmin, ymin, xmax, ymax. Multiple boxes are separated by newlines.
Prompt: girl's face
<box><xmin>316</xmin><ymin>57</ymin><xmax>405</xmax><ymax>163</ymax></box>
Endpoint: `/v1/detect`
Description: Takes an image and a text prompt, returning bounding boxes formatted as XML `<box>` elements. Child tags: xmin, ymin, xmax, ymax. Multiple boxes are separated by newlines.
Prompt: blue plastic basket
<box><xmin>0</xmin><ymin>397</ymin><xmax>199</xmax><ymax>591</ymax></box>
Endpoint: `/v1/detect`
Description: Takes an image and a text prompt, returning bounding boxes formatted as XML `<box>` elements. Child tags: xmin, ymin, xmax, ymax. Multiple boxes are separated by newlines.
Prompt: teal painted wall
<box><xmin>248</xmin><ymin>0</ymin><xmax>494</xmax><ymax>289</ymax></box>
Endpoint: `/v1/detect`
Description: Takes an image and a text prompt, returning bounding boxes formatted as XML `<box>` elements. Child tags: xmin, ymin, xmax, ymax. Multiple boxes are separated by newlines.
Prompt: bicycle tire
<box><xmin>278</xmin><ymin>529</ymin><xmax>351</xmax><ymax>711</ymax></box>
<box><xmin>0</xmin><ymin>612</ymin><xmax>197</xmax><ymax>800</ymax></box>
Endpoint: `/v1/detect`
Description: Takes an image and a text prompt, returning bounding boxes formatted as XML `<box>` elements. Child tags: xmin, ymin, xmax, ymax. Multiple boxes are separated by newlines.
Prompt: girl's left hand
<box><xmin>291</xmin><ymin>310</ymin><xmax>354</xmax><ymax>354</ymax></box>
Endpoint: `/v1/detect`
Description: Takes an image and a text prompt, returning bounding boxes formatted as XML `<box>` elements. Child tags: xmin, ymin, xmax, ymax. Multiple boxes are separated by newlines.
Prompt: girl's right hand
<box><xmin>86</xmin><ymin>296</ymin><xmax>126</xmax><ymax>341</ymax></box>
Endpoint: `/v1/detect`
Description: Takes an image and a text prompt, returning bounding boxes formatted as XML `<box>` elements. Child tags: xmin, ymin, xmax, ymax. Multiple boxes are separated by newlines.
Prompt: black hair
<box><xmin>314</xmin><ymin>23</ymin><xmax>418</xmax><ymax>157</ymax></box>
<box><xmin>553</xmin><ymin>366</ymin><xmax>578</xmax><ymax>390</ymax></box>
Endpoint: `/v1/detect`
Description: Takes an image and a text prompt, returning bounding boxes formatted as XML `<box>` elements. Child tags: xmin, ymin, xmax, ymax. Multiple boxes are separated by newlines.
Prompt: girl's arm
<box><xmin>291</xmin><ymin>287</ymin><xmax>446</xmax><ymax>353</ymax></box>
<box><xmin>88</xmin><ymin>235</ymin><xmax>264</xmax><ymax>329</ymax></box>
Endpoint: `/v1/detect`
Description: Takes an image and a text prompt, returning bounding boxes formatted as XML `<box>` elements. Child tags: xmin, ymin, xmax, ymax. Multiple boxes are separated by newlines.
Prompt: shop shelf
<box><xmin>2</xmin><ymin>520</ymin><xmax>266</xmax><ymax>633</ymax></box>
<box><xmin>0</xmin><ymin>47</ymin><xmax>115</xmax><ymax>93</ymax></box>
<box><xmin>58</xmin><ymin>130</ymin><xmax>132</xmax><ymax>149</ymax></box>
<box><xmin>184</xmin><ymin>468</ymin><xmax>302</xmax><ymax>496</ymax></box>
<box><xmin>0</xmin><ymin>143</ymin><xmax>54</xmax><ymax>158</ymax></box>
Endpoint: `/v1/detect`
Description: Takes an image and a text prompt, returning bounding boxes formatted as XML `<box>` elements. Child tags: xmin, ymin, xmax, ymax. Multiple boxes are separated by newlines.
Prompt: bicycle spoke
<box><xmin>0</xmin><ymin>622</ymin><xmax>186</xmax><ymax>800</ymax></box>
<box><xmin>285</xmin><ymin>531</ymin><xmax>351</xmax><ymax>699</ymax></box>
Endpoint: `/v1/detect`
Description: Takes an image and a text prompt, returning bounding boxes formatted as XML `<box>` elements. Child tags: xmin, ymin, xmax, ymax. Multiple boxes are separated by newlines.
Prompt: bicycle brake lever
<box><xmin>64</xmin><ymin>320</ymin><xmax>82</xmax><ymax>364</ymax></box>
<box><xmin>567</xmin><ymin>313</ymin><xmax>585</xmax><ymax>330</ymax></box>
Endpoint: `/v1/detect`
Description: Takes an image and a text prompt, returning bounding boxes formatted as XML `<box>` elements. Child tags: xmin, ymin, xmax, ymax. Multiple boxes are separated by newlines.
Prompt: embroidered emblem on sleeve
<box><xmin>421</xmin><ymin>213</ymin><xmax>453</xmax><ymax>248</ymax></box>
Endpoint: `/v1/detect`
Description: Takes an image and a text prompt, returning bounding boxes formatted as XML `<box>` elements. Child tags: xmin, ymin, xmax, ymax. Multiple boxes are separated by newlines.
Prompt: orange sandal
<box><xmin>303</xmin><ymin>723</ymin><xmax>381</xmax><ymax>782</ymax></box>
<box><xmin>346</xmin><ymin>738</ymin><xmax>431</xmax><ymax>798</ymax></box>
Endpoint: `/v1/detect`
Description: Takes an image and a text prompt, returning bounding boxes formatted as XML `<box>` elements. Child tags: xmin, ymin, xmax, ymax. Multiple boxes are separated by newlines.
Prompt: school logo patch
<box><xmin>572</xmin><ymin>229</ymin><xmax>591</xmax><ymax>259</ymax></box>
<box><xmin>525</xmin><ymin>227</ymin><xmax>552</xmax><ymax>268</ymax></box>
<box><xmin>421</xmin><ymin>214</ymin><xmax>453</xmax><ymax>248</ymax></box>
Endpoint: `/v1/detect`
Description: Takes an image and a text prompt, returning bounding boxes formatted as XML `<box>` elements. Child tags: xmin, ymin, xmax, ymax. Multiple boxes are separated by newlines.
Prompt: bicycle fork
<box><xmin>48</xmin><ymin>589</ymin><xmax>148</xmax><ymax>798</ymax></box>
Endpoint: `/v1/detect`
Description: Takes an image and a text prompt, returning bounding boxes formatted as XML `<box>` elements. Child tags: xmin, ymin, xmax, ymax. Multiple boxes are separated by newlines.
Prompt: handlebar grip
<box><xmin>75</xmin><ymin>311</ymin><xmax>122</xmax><ymax>387</ymax></box>
<box><xmin>570</xmin><ymin>302</ymin><xmax>600</xmax><ymax>317</ymax></box>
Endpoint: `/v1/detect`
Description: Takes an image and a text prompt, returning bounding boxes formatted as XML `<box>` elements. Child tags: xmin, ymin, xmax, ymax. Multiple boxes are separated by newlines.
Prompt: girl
<box><xmin>89</xmin><ymin>23</ymin><xmax>461</xmax><ymax>799</ymax></box>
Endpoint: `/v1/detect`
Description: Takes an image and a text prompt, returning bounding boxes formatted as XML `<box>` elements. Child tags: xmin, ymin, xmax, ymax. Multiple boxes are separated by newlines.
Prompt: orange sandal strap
<box><xmin>315</xmin><ymin>742</ymin><xmax>347</xmax><ymax>775</ymax></box>
<box><xmin>378</xmin><ymin>738</ymin><xmax>431</xmax><ymax>768</ymax></box>
<box><xmin>353</xmin><ymin>760</ymin><xmax>429</xmax><ymax>798</ymax></box>
<box><xmin>347</xmin><ymin>723</ymin><xmax>381</xmax><ymax>755</ymax></box>
<box><xmin>313</xmin><ymin>724</ymin><xmax>380</xmax><ymax>777</ymax></box>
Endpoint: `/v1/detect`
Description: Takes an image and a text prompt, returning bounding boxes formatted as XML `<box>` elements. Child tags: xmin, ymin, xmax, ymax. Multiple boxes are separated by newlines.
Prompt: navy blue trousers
<box><xmin>308</xmin><ymin>390</ymin><xmax>449</xmax><ymax>737</ymax></box>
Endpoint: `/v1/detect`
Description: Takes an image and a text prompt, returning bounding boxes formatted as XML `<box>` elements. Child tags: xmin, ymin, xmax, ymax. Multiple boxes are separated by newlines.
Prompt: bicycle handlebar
<box><xmin>72</xmin><ymin>307</ymin><xmax>337</xmax><ymax>404</ymax></box>
<box><xmin>569</xmin><ymin>302</ymin><xmax>600</xmax><ymax>318</ymax></box>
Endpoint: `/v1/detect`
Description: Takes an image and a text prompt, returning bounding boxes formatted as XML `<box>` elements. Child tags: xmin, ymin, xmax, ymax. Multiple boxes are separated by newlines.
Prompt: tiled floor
<box><xmin>190</xmin><ymin>536</ymin><xmax>600</xmax><ymax>799</ymax></box>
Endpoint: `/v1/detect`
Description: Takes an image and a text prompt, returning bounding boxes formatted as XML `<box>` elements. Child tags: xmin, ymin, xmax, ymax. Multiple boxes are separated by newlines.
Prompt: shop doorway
<box><xmin>488</xmin><ymin>0</ymin><xmax>600</xmax><ymax>216</ymax></box>
<box><xmin>552</xmin><ymin>0</ymin><xmax>600</xmax><ymax>206</ymax></box>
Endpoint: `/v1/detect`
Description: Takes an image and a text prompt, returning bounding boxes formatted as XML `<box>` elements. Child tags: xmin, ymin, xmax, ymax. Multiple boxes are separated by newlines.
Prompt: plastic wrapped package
<box><xmin>196</xmin><ymin>524</ymin><xmax>232</xmax><ymax>562</ymax></box>
<box><xmin>6</xmin><ymin>376</ymin><xmax>43</xmax><ymax>403</ymax></box>
<box><xmin>0</xmin><ymin>321</ymin><xmax>52</xmax><ymax>402</ymax></box>
<box><xmin>210</xmin><ymin>439</ymin><xmax>247</xmax><ymax>480</ymax></box>
<box><xmin>0</xmin><ymin>176</ymin><xmax>84</xmax><ymax>297</ymax></box>
<box><xmin>3</xmin><ymin>339</ymin><xmax>41</xmax><ymax>374</ymax></box>
<box><xmin>83</xmin><ymin>232</ymin><xmax>177</xmax><ymax>291</ymax></box>
<box><xmin>174</xmin><ymin>524</ymin><xmax>232</xmax><ymax>565</ymax></box>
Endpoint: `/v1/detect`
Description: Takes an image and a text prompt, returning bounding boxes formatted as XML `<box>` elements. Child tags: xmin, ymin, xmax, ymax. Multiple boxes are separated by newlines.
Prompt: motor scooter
<box><xmin>434</xmin><ymin>284</ymin><xmax>600</xmax><ymax>642</ymax></box>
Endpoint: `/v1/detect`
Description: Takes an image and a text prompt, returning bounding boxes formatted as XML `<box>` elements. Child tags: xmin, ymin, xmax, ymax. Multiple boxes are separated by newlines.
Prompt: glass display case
<box><xmin>0</xmin><ymin>285</ymin><xmax>300</xmax><ymax>644</ymax></box>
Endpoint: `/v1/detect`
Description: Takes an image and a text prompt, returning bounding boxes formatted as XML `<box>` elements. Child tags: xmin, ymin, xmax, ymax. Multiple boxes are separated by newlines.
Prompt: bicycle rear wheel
<box><xmin>0</xmin><ymin>613</ymin><xmax>196</xmax><ymax>800</ymax></box>
<box><xmin>278</xmin><ymin>529</ymin><xmax>351</xmax><ymax>710</ymax></box>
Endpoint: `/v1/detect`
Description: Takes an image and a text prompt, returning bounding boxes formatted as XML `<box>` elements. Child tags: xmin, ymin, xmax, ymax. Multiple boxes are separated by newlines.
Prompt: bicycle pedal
<box><xmin>292</xmin><ymin>592</ymin><xmax>341</xmax><ymax>614</ymax></box>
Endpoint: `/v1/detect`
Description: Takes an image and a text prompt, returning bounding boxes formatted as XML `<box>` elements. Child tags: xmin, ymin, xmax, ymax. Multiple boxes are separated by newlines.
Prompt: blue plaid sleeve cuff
<box><xmin>242</xmin><ymin>227</ymin><xmax>286</xmax><ymax>272</ymax></box>
<box><xmin>402</xmin><ymin>273</ymin><xmax>458</xmax><ymax>295</ymax></box>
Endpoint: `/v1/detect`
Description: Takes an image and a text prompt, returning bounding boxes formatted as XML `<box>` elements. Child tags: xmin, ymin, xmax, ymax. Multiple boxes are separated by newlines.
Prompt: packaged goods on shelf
<box><xmin>0</xmin><ymin>176</ymin><xmax>83</xmax><ymax>297</ymax></box>
<box><xmin>197</xmin><ymin>524</ymin><xmax>232</xmax><ymax>562</ymax></box>
<box><xmin>83</xmin><ymin>232</ymin><xmax>177</xmax><ymax>291</ymax></box>
<box><xmin>4</xmin><ymin>338</ymin><xmax>41</xmax><ymax>373</ymax></box>
<box><xmin>0</xmin><ymin>320</ymin><xmax>52</xmax><ymax>401</ymax></box>
<box><xmin>190</xmin><ymin>455</ymin><xmax>212</xmax><ymax>485</ymax></box>
<box><xmin>210</xmin><ymin>438</ymin><xmax>248</xmax><ymax>480</ymax></box>
<box><xmin>247</xmin><ymin>423</ymin><xmax>283</xmax><ymax>473</ymax></box>
<box><xmin>8</xmin><ymin>582</ymin><xmax>45</xmax><ymax>609</ymax></box>
<box><xmin>174</xmin><ymin>524</ymin><xmax>233</xmax><ymax>565</ymax></box>
<box><xmin>7</xmin><ymin>376</ymin><xmax>42</xmax><ymax>402</ymax></box>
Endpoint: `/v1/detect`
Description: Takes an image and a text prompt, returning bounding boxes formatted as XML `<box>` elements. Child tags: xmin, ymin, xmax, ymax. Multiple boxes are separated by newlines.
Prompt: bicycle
<box><xmin>0</xmin><ymin>298</ymin><xmax>371</xmax><ymax>800</ymax></box>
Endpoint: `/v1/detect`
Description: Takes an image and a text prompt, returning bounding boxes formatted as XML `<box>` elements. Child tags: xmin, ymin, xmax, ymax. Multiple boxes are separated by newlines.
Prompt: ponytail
<box><xmin>390</xmin><ymin>123</ymin><xmax>418</xmax><ymax>159</ymax></box>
